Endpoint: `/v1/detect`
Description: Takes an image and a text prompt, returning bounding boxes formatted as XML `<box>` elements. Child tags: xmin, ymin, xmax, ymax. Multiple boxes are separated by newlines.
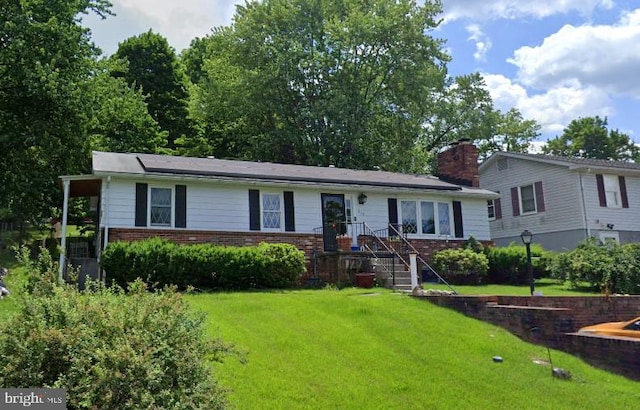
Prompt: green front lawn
<box><xmin>189</xmin><ymin>289</ymin><xmax>637</xmax><ymax>409</ymax></box>
<box><xmin>425</xmin><ymin>278</ymin><xmax>593</xmax><ymax>296</ymax></box>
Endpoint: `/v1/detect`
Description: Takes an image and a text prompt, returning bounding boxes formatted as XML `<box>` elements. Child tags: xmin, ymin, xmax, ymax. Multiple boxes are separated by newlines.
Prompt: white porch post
<box><xmin>409</xmin><ymin>252</ymin><xmax>418</xmax><ymax>291</ymax></box>
<box><xmin>58</xmin><ymin>179</ymin><xmax>70</xmax><ymax>283</ymax></box>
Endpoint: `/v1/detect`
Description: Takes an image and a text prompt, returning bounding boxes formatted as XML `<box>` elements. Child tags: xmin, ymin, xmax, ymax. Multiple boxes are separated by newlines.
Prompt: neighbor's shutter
<box><xmin>284</xmin><ymin>191</ymin><xmax>295</xmax><ymax>232</ymax></box>
<box><xmin>510</xmin><ymin>187</ymin><xmax>520</xmax><ymax>216</ymax></box>
<box><xmin>494</xmin><ymin>198</ymin><xmax>502</xmax><ymax>220</ymax></box>
<box><xmin>387</xmin><ymin>198</ymin><xmax>398</xmax><ymax>234</ymax></box>
<box><xmin>452</xmin><ymin>201</ymin><xmax>464</xmax><ymax>238</ymax></box>
<box><xmin>249</xmin><ymin>189</ymin><xmax>261</xmax><ymax>231</ymax></box>
<box><xmin>596</xmin><ymin>174</ymin><xmax>607</xmax><ymax>207</ymax></box>
<box><xmin>135</xmin><ymin>183</ymin><xmax>148</xmax><ymax>227</ymax></box>
<box><xmin>619</xmin><ymin>176</ymin><xmax>629</xmax><ymax>208</ymax></box>
<box><xmin>175</xmin><ymin>185</ymin><xmax>187</xmax><ymax>228</ymax></box>
<box><xmin>534</xmin><ymin>181</ymin><xmax>545</xmax><ymax>212</ymax></box>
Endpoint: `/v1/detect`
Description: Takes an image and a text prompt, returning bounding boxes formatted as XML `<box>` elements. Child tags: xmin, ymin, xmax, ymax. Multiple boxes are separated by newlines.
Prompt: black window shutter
<box><xmin>619</xmin><ymin>176</ymin><xmax>629</xmax><ymax>208</ymax></box>
<box><xmin>534</xmin><ymin>181</ymin><xmax>545</xmax><ymax>212</ymax></box>
<box><xmin>135</xmin><ymin>183</ymin><xmax>148</xmax><ymax>227</ymax></box>
<box><xmin>596</xmin><ymin>174</ymin><xmax>606</xmax><ymax>207</ymax></box>
<box><xmin>495</xmin><ymin>198</ymin><xmax>502</xmax><ymax>219</ymax></box>
<box><xmin>249</xmin><ymin>189</ymin><xmax>261</xmax><ymax>231</ymax></box>
<box><xmin>453</xmin><ymin>201</ymin><xmax>464</xmax><ymax>238</ymax></box>
<box><xmin>175</xmin><ymin>185</ymin><xmax>187</xmax><ymax>228</ymax></box>
<box><xmin>510</xmin><ymin>187</ymin><xmax>520</xmax><ymax>216</ymax></box>
<box><xmin>387</xmin><ymin>198</ymin><xmax>398</xmax><ymax>234</ymax></box>
<box><xmin>284</xmin><ymin>191</ymin><xmax>295</xmax><ymax>232</ymax></box>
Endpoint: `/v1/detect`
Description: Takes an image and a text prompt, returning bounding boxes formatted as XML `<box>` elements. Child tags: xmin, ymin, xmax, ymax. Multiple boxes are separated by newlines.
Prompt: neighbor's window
<box><xmin>150</xmin><ymin>187</ymin><xmax>172</xmax><ymax>226</ymax></box>
<box><xmin>262</xmin><ymin>193</ymin><xmax>282</xmax><ymax>229</ymax></box>
<box><xmin>603</xmin><ymin>174</ymin><xmax>621</xmax><ymax>208</ymax></box>
<box><xmin>487</xmin><ymin>200</ymin><xmax>496</xmax><ymax>220</ymax></box>
<box><xmin>519</xmin><ymin>184</ymin><xmax>536</xmax><ymax>214</ymax></box>
<box><xmin>401</xmin><ymin>200</ymin><xmax>451</xmax><ymax>235</ymax></box>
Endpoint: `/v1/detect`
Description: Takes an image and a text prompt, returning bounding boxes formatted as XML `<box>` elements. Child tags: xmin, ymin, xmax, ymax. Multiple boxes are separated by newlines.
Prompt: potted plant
<box><xmin>355</xmin><ymin>259</ymin><xmax>376</xmax><ymax>288</ymax></box>
<box><xmin>337</xmin><ymin>234</ymin><xmax>352</xmax><ymax>251</ymax></box>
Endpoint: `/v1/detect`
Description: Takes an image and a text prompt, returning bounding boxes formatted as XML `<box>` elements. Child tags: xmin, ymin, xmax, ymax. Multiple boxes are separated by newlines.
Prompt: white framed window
<box><xmin>603</xmin><ymin>174</ymin><xmax>621</xmax><ymax>208</ymax></box>
<box><xmin>345</xmin><ymin>197</ymin><xmax>353</xmax><ymax>224</ymax></box>
<box><xmin>262</xmin><ymin>192</ymin><xmax>282</xmax><ymax>230</ymax></box>
<box><xmin>487</xmin><ymin>200</ymin><xmax>495</xmax><ymax>220</ymax></box>
<box><xmin>401</xmin><ymin>200</ymin><xmax>451</xmax><ymax>236</ymax></box>
<box><xmin>150</xmin><ymin>187</ymin><xmax>172</xmax><ymax>226</ymax></box>
<box><xmin>599</xmin><ymin>231</ymin><xmax>619</xmax><ymax>245</ymax></box>
<box><xmin>519</xmin><ymin>184</ymin><xmax>536</xmax><ymax>214</ymax></box>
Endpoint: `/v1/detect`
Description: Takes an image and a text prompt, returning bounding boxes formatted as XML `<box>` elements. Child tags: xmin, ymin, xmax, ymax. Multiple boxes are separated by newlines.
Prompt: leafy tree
<box><xmin>0</xmin><ymin>0</ymin><xmax>112</xmax><ymax>234</ymax></box>
<box><xmin>477</xmin><ymin>108</ymin><xmax>540</xmax><ymax>160</ymax></box>
<box><xmin>112</xmin><ymin>31</ymin><xmax>192</xmax><ymax>149</ymax></box>
<box><xmin>542</xmin><ymin>116</ymin><xmax>638</xmax><ymax>161</ymax></box>
<box><xmin>187</xmin><ymin>0</ymin><xmax>504</xmax><ymax>172</ymax></box>
<box><xmin>84</xmin><ymin>60</ymin><xmax>167</xmax><ymax>153</ymax></box>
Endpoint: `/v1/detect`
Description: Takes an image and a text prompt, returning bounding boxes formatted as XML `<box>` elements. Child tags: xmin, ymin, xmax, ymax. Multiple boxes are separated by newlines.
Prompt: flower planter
<box><xmin>355</xmin><ymin>273</ymin><xmax>375</xmax><ymax>288</ymax></box>
<box><xmin>337</xmin><ymin>236</ymin><xmax>352</xmax><ymax>251</ymax></box>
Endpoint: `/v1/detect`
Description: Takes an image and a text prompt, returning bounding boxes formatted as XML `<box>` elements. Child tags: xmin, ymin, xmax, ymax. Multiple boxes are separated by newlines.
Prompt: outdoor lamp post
<box><xmin>520</xmin><ymin>229</ymin><xmax>535</xmax><ymax>295</ymax></box>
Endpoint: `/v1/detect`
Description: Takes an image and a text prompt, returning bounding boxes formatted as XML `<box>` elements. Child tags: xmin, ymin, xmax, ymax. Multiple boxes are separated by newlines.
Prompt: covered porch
<box><xmin>58</xmin><ymin>176</ymin><xmax>102</xmax><ymax>286</ymax></box>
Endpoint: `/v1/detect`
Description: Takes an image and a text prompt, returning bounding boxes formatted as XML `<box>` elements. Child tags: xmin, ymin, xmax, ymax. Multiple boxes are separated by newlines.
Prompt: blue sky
<box><xmin>83</xmin><ymin>0</ymin><xmax>640</xmax><ymax>145</ymax></box>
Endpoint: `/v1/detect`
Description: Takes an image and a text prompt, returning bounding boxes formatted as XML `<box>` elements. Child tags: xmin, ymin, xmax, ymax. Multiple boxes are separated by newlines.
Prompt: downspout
<box><xmin>579</xmin><ymin>172</ymin><xmax>591</xmax><ymax>239</ymax></box>
<box><xmin>58</xmin><ymin>179</ymin><xmax>70</xmax><ymax>284</ymax></box>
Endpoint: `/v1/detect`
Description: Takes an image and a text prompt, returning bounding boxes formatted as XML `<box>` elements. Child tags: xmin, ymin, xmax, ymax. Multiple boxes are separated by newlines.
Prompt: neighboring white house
<box><xmin>479</xmin><ymin>151</ymin><xmax>640</xmax><ymax>251</ymax></box>
<box><xmin>58</xmin><ymin>142</ymin><xmax>497</xmax><ymax>282</ymax></box>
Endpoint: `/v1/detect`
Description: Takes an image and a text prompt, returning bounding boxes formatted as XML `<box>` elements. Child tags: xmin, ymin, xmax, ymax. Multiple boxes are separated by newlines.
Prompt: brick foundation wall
<box><xmin>108</xmin><ymin>228</ymin><xmax>479</xmax><ymax>284</ymax></box>
<box><xmin>419</xmin><ymin>294</ymin><xmax>640</xmax><ymax>380</ymax></box>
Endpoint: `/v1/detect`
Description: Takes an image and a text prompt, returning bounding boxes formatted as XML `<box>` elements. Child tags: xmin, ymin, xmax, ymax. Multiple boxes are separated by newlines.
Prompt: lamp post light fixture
<box><xmin>520</xmin><ymin>229</ymin><xmax>535</xmax><ymax>295</ymax></box>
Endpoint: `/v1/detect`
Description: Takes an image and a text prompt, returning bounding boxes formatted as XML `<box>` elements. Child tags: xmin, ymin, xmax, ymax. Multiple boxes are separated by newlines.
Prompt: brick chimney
<box><xmin>437</xmin><ymin>139</ymin><xmax>479</xmax><ymax>187</ymax></box>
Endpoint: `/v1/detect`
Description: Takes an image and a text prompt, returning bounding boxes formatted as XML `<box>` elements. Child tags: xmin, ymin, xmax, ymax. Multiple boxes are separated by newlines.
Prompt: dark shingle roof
<box><xmin>93</xmin><ymin>151</ymin><xmax>462</xmax><ymax>191</ymax></box>
<box><xmin>480</xmin><ymin>151</ymin><xmax>640</xmax><ymax>173</ymax></box>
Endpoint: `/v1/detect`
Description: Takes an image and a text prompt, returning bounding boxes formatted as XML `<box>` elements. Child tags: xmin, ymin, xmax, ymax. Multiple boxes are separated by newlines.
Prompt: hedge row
<box><xmin>549</xmin><ymin>239</ymin><xmax>640</xmax><ymax>294</ymax></box>
<box><xmin>432</xmin><ymin>238</ymin><xmax>552</xmax><ymax>285</ymax></box>
<box><xmin>100</xmin><ymin>238</ymin><xmax>306</xmax><ymax>290</ymax></box>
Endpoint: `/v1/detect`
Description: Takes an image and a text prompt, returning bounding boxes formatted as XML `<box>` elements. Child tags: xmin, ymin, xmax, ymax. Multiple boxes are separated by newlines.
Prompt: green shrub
<box><xmin>433</xmin><ymin>248</ymin><xmax>489</xmax><ymax>285</ymax></box>
<box><xmin>1</xmin><ymin>248</ymin><xmax>231</xmax><ymax>409</ymax></box>
<box><xmin>100</xmin><ymin>238</ymin><xmax>306</xmax><ymax>290</ymax></box>
<box><xmin>486</xmin><ymin>244</ymin><xmax>548</xmax><ymax>284</ymax></box>
<box><xmin>549</xmin><ymin>239</ymin><xmax>640</xmax><ymax>294</ymax></box>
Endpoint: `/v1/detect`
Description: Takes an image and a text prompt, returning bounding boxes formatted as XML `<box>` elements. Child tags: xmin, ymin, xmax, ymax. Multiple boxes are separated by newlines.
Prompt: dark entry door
<box><xmin>321</xmin><ymin>193</ymin><xmax>346</xmax><ymax>252</ymax></box>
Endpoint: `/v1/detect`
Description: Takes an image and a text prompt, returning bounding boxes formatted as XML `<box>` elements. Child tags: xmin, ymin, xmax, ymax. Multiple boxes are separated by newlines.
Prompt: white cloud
<box><xmin>507</xmin><ymin>9</ymin><xmax>640</xmax><ymax>96</ymax></box>
<box><xmin>483</xmin><ymin>74</ymin><xmax>613</xmax><ymax>135</ymax></box>
<box><xmin>104</xmin><ymin>0</ymin><xmax>239</xmax><ymax>52</ymax></box>
<box><xmin>443</xmin><ymin>0</ymin><xmax>613</xmax><ymax>22</ymax></box>
<box><xmin>466</xmin><ymin>24</ymin><xmax>492</xmax><ymax>62</ymax></box>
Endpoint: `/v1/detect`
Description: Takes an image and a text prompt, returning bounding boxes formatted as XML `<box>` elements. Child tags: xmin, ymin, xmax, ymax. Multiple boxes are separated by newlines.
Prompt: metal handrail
<box><xmin>387</xmin><ymin>224</ymin><xmax>457</xmax><ymax>294</ymax></box>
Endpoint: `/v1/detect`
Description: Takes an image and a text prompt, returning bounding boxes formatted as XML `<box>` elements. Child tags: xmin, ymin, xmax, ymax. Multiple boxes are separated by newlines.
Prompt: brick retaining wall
<box><xmin>418</xmin><ymin>294</ymin><xmax>640</xmax><ymax>380</ymax></box>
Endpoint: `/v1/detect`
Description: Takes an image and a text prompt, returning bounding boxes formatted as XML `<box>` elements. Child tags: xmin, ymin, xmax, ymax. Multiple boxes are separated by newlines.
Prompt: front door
<box><xmin>321</xmin><ymin>193</ymin><xmax>346</xmax><ymax>252</ymax></box>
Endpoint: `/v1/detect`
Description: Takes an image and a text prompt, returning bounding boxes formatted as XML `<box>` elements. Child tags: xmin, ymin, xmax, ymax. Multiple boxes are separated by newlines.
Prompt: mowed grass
<box><xmin>425</xmin><ymin>278</ymin><xmax>593</xmax><ymax>296</ymax></box>
<box><xmin>189</xmin><ymin>289</ymin><xmax>637</xmax><ymax>409</ymax></box>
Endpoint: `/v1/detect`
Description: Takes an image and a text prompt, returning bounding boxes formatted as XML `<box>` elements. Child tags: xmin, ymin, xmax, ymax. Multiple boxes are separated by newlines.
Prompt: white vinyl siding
<box><xmin>480</xmin><ymin>156</ymin><xmax>584</xmax><ymax>241</ymax></box>
<box><xmin>101</xmin><ymin>179</ymin><xmax>493</xmax><ymax>240</ymax></box>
